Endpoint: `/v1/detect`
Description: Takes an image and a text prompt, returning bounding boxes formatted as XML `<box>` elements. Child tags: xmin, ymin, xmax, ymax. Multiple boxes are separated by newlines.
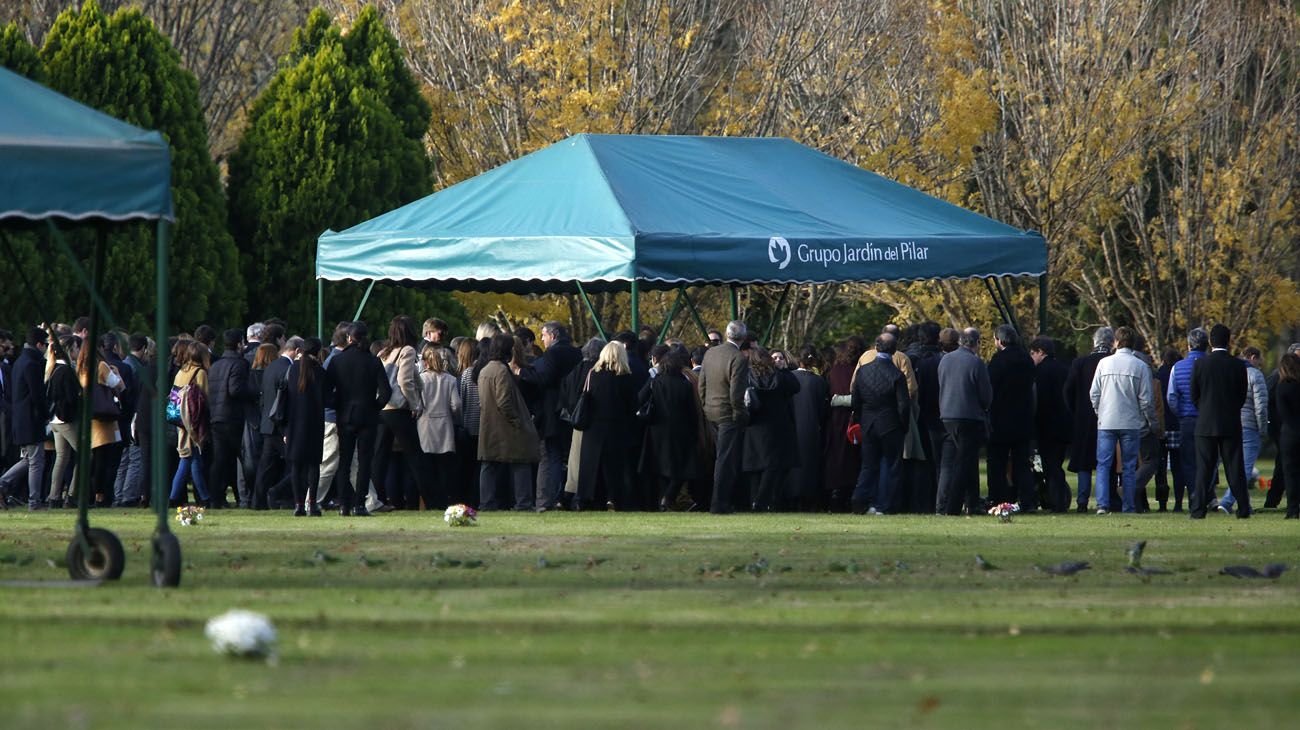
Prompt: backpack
<box><xmin>166</xmin><ymin>385</ymin><xmax>185</xmax><ymax>426</ymax></box>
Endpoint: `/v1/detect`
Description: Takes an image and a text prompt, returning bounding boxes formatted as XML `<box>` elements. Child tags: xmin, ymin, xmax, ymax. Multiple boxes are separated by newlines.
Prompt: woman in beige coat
<box><xmin>418</xmin><ymin>346</ymin><xmax>461</xmax><ymax>507</ymax></box>
<box><xmin>476</xmin><ymin>334</ymin><xmax>540</xmax><ymax>510</ymax></box>
<box><xmin>374</xmin><ymin>316</ymin><xmax>437</xmax><ymax>510</ymax></box>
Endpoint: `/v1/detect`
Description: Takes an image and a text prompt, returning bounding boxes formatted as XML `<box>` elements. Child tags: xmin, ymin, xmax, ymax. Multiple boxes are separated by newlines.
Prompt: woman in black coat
<box><xmin>1275</xmin><ymin>354</ymin><xmax>1300</xmax><ymax>519</ymax></box>
<box><xmin>576</xmin><ymin>341</ymin><xmax>638</xmax><ymax>510</ymax></box>
<box><xmin>284</xmin><ymin>338</ymin><xmax>333</xmax><ymax>516</ymax></box>
<box><xmin>743</xmin><ymin>347</ymin><xmax>801</xmax><ymax>511</ymax></box>
<box><xmin>1063</xmin><ymin>329</ymin><xmax>1113</xmax><ymax>511</ymax></box>
<box><xmin>637</xmin><ymin>353</ymin><xmax>700</xmax><ymax>510</ymax></box>
<box><xmin>822</xmin><ymin>337</ymin><xmax>865</xmax><ymax>511</ymax></box>
<box><xmin>788</xmin><ymin>346</ymin><xmax>829</xmax><ymax>511</ymax></box>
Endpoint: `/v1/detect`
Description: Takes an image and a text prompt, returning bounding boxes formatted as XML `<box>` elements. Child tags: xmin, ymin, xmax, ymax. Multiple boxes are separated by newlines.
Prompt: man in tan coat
<box><xmin>699</xmin><ymin>320</ymin><xmax>750</xmax><ymax>514</ymax></box>
<box><xmin>853</xmin><ymin>324</ymin><xmax>917</xmax><ymax>398</ymax></box>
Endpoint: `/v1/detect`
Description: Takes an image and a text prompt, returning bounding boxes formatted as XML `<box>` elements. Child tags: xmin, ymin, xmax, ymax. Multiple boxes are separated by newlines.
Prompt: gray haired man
<box><xmin>699</xmin><ymin>320</ymin><xmax>750</xmax><ymax>513</ymax></box>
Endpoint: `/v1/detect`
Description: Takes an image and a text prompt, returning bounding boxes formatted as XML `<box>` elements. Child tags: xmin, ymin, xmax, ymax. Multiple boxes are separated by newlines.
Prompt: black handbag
<box><xmin>569</xmin><ymin>371</ymin><xmax>594</xmax><ymax>431</ymax></box>
<box><xmin>92</xmin><ymin>383</ymin><xmax>121</xmax><ymax>420</ymax></box>
<box><xmin>635</xmin><ymin>387</ymin><xmax>655</xmax><ymax>423</ymax></box>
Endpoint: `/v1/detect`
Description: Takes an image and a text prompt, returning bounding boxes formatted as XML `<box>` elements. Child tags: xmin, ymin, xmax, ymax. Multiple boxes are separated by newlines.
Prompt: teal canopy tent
<box><xmin>0</xmin><ymin>67</ymin><xmax>179</xmax><ymax>586</ymax></box>
<box><xmin>316</xmin><ymin>134</ymin><xmax>1047</xmax><ymax>335</ymax></box>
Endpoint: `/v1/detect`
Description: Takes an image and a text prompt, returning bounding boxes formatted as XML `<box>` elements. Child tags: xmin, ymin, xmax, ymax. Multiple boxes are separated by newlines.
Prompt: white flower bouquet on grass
<box><xmin>176</xmin><ymin>505</ymin><xmax>204</xmax><ymax>526</ymax></box>
<box><xmin>205</xmin><ymin>609</ymin><xmax>277</xmax><ymax>661</ymax></box>
<box><xmin>444</xmin><ymin>503</ymin><xmax>477</xmax><ymax>527</ymax></box>
<box><xmin>988</xmin><ymin>502</ymin><xmax>1021</xmax><ymax>523</ymax></box>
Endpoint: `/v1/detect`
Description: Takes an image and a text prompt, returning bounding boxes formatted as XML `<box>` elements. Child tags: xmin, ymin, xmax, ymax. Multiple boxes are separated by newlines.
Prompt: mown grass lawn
<box><xmin>1</xmin><ymin>508</ymin><xmax>1298</xmax><ymax>729</ymax></box>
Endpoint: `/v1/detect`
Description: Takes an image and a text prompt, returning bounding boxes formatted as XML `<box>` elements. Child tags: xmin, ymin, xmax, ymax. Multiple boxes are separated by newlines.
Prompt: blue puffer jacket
<box><xmin>1167</xmin><ymin>349</ymin><xmax>1205</xmax><ymax>419</ymax></box>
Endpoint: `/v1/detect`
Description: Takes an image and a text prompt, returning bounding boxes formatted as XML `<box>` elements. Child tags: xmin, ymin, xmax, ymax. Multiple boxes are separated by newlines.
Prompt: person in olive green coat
<box><xmin>477</xmin><ymin>334</ymin><xmax>541</xmax><ymax>510</ymax></box>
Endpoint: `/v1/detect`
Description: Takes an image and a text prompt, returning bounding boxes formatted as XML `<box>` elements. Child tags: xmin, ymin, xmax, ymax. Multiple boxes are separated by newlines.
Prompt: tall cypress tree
<box><xmin>228</xmin><ymin>6</ymin><xmax>467</xmax><ymax>334</ymax></box>
<box><xmin>33</xmin><ymin>0</ymin><xmax>245</xmax><ymax>331</ymax></box>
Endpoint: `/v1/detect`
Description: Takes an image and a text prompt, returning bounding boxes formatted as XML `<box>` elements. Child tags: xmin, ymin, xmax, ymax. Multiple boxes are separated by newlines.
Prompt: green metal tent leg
<box><xmin>1038</xmin><ymin>273</ymin><xmax>1048</xmax><ymax>336</ymax></box>
<box><xmin>729</xmin><ymin>285</ymin><xmax>739</xmax><ymax>321</ymax></box>
<box><xmin>679</xmin><ymin>286</ymin><xmax>710</xmax><ymax>341</ymax></box>
<box><xmin>996</xmin><ymin>276</ymin><xmax>1020</xmax><ymax>334</ymax></box>
<box><xmin>761</xmin><ymin>284</ymin><xmax>791</xmax><ymax>346</ymax></box>
<box><xmin>658</xmin><ymin>288</ymin><xmax>685</xmax><ymax>344</ymax></box>
<box><xmin>575</xmin><ymin>281</ymin><xmax>607</xmax><ymax>341</ymax></box>
<box><xmin>630</xmin><ymin>280</ymin><xmax>640</xmax><ymax>333</ymax></box>
<box><xmin>354</xmin><ymin>279</ymin><xmax>376</xmax><ymax>322</ymax></box>
<box><xmin>984</xmin><ymin>277</ymin><xmax>1013</xmax><ymax>330</ymax></box>
<box><xmin>317</xmin><ymin>279</ymin><xmax>324</xmax><ymax>340</ymax></box>
<box><xmin>153</xmin><ymin>219</ymin><xmax>172</xmax><ymax>535</ymax></box>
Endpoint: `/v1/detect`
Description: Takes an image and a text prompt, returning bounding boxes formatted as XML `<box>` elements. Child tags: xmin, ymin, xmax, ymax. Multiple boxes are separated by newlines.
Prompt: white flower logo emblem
<box><xmin>768</xmin><ymin>236</ymin><xmax>791</xmax><ymax>270</ymax></box>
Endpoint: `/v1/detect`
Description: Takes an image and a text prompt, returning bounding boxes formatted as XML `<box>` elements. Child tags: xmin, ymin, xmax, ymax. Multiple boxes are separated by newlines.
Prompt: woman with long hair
<box><xmin>637</xmin><ymin>353</ymin><xmax>699</xmax><ymax>510</ymax></box>
<box><xmin>285</xmin><ymin>337</ymin><xmax>331</xmax><ymax>516</ymax></box>
<box><xmin>743</xmin><ymin>346</ymin><xmax>801</xmax><ymax>511</ymax></box>
<box><xmin>44</xmin><ymin>335</ymin><xmax>81</xmax><ymax>507</ymax></box>
<box><xmin>418</xmin><ymin>346</ymin><xmax>462</xmax><ymax>505</ymax></box>
<box><xmin>457</xmin><ymin>338</ymin><xmax>490</xmax><ymax>508</ymax></box>
<box><xmin>1275</xmin><ymin>354</ymin><xmax>1300</xmax><ymax>519</ymax></box>
<box><xmin>476</xmin><ymin>333</ymin><xmax>541</xmax><ymax>509</ymax></box>
<box><xmin>168</xmin><ymin>341</ymin><xmax>211</xmax><ymax>506</ymax></box>
<box><xmin>823</xmin><ymin>336</ymin><xmax>865</xmax><ymax>511</ymax></box>
<box><xmin>75</xmin><ymin>337</ymin><xmax>128</xmax><ymax>507</ymax></box>
<box><xmin>374</xmin><ymin>315</ymin><xmax>437</xmax><ymax>510</ymax></box>
<box><xmin>576</xmin><ymin>341</ymin><xmax>638</xmax><ymax>510</ymax></box>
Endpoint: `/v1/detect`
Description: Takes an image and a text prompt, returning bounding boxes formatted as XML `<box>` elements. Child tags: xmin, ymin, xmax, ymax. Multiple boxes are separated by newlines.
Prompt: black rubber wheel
<box><xmin>151</xmin><ymin>532</ymin><xmax>182</xmax><ymax>588</ymax></box>
<box><xmin>65</xmin><ymin>528</ymin><xmax>126</xmax><ymax>581</ymax></box>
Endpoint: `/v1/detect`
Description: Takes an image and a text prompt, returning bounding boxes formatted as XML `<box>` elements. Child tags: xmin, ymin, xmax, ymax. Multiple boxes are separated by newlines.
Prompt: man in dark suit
<box><xmin>328</xmin><ymin>322</ymin><xmax>391</xmax><ymax>516</ymax></box>
<box><xmin>1063</xmin><ymin>326</ymin><xmax>1114</xmax><ymax>512</ymax></box>
<box><xmin>1030</xmin><ymin>337</ymin><xmax>1072</xmax><ymax>512</ymax></box>
<box><xmin>850</xmin><ymin>333</ymin><xmax>910</xmax><ymax>514</ymax></box>
<box><xmin>253</xmin><ymin>336</ymin><xmax>301</xmax><ymax>509</ymax></box>
<box><xmin>208</xmin><ymin>329</ymin><xmax>255</xmax><ymax>508</ymax></box>
<box><xmin>1189</xmin><ymin>324</ymin><xmax>1251</xmax><ymax>519</ymax></box>
<box><xmin>699</xmin><ymin>320</ymin><xmax>750</xmax><ymax>513</ymax></box>
<box><xmin>0</xmin><ymin>328</ymin><xmax>48</xmax><ymax>510</ymax></box>
<box><xmin>986</xmin><ymin>324</ymin><xmax>1037</xmax><ymax>510</ymax></box>
<box><xmin>518</xmin><ymin>321</ymin><xmax>582</xmax><ymax>511</ymax></box>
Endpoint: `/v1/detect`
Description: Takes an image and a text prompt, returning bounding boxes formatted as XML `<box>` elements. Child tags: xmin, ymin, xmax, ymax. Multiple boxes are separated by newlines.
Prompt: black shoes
<box><xmin>293</xmin><ymin>504</ymin><xmax>307</xmax><ymax>517</ymax></box>
<box><xmin>353</xmin><ymin>506</ymin><xmax>370</xmax><ymax>517</ymax></box>
<box><xmin>307</xmin><ymin>502</ymin><xmax>322</xmax><ymax>517</ymax></box>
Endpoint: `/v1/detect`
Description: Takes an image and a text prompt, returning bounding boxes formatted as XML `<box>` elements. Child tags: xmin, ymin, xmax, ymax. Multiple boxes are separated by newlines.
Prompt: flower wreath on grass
<box><xmin>987</xmin><ymin>502</ymin><xmax>1020</xmax><ymax>523</ymax></box>
<box><xmin>176</xmin><ymin>505</ymin><xmax>205</xmax><ymax>526</ymax></box>
<box><xmin>444</xmin><ymin>504</ymin><xmax>477</xmax><ymax>527</ymax></box>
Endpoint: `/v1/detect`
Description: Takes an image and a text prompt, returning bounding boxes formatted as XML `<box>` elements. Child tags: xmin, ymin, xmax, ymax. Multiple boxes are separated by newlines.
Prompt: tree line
<box><xmin>2</xmin><ymin>0</ymin><xmax>1297</xmax><ymax>354</ymax></box>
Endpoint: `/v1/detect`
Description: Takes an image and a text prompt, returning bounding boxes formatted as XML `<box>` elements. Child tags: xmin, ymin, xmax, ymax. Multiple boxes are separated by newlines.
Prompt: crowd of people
<box><xmin>0</xmin><ymin>314</ymin><xmax>1297</xmax><ymax>520</ymax></box>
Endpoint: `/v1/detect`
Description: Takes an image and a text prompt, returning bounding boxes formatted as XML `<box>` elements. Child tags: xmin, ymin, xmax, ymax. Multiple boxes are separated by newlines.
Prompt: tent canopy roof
<box><xmin>0</xmin><ymin>67</ymin><xmax>173</xmax><ymax>223</ymax></box>
<box><xmin>317</xmin><ymin>134</ymin><xmax>1044</xmax><ymax>293</ymax></box>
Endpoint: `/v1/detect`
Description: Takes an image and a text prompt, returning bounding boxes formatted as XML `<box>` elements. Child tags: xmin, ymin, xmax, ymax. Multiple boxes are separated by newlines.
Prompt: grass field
<box><xmin>1</xmin><ymin>508</ymin><xmax>1298</xmax><ymax>729</ymax></box>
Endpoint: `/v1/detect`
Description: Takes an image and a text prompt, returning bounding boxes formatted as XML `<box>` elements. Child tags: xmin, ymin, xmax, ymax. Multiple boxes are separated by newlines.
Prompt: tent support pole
<box><xmin>679</xmin><ymin>285</ymin><xmax>710</xmax><ymax>341</ymax></box>
<box><xmin>996</xmin><ymin>276</ymin><xmax>1020</xmax><ymax>334</ymax></box>
<box><xmin>354</xmin><ymin>279</ymin><xmax>376</xmax><ymax>321</ymax></box>
<box><xmin>983</xmin><ymin>277</ymin><xmax>1013</xmax><ymax>331</ymax></box>
<box><xmin>575</xmin><ymin>281</ymin><xmax>607</xmax><ymax>341</ymax></box>
<box><xmin>153</xmin><ymin>219</ymin><xmax>172</xmax><ymax>541</ymax></box>
<box><xmin>1038</xmin><ymin>273</ymin><xmax>1048</xmax><ymax>336</ymax></box>
<box><xmin>73</xmin><ymin>227</ymin><xmax>108</xmax><ymax>535</ymax></box>
<box><xmin>316</xmin><ymin>279</ymin><xmax>324</xmax><ymax>340</ymax></box>
<box><xmin>630</xmin><ymin>279</ymin><xmax>640</xmax><ymax>333</ymax></box>
<box><xmin>761</xmin><ymin>284</ymin><xmax>791</xmax><ymax>346</ymax></box>
<box><xmin>729</xmin><ymin>284</ymin><xmax>739</xmax><ymax>321</ymax></box>
<box><xmin>658</xmin><ymin>288</ymin><xmax>685</xmax><ymax>344</ymax></box>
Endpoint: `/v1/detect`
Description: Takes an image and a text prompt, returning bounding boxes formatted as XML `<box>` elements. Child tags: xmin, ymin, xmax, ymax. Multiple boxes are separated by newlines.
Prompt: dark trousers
<box><xmin>987</xmin><ymin>439</ymin><xmax>1035</xmax><ymax>510</ymax></box>
<box><xmin>208</xmin><ymin>421</ymin><xmax>242</xmax><ymax>506</ymax></box>
<box><xmin>1279</xmin><ymin>428</ymin><xmax>1299</xmax><ymax>516</ymax></box>
<box><xmin>1191</xmin><ymin>433</ymin><xmax>1250</xmax><ymax>518</ymax></box>
<box><xmin>928</xmin><ymin>425</ymin><xmax>949</xmax><ymax>512</ymax></box>
<box><xmin>374</xmin><ymin>409</ymin><xmax>436</xmax><ymax>509</ymax></box>
<box><xmin>538</xmin><ymin>432</ymin><xmax>571</xmax><ymax>509</ymax></box>
<box><xmin>254</xmin><ymin>431</ymin><xmax>287</xmax><ymax>509</ymax></box>
<box><xmin>1265</xmin><ymin>431</ymin><xmax>1286</xmax><ymax>508</ymax></box>
<box><xmin>91</xmin><ymin>442</ymin><xmax>124</xmax><ymax>504</ymax></box>
<box><xmin>238</xmin><ymin>422</ymin><xmax>261</xmax><ymax>507</ymax></box>
<box><xmin>456</xmin><ymin>432</ymin><xmax>480</xmax><ymax>508</ymax></box>
<box><xmin>710</xmin><ymin>420</ymin><xmax>744</xmax><ymax>513</ymax></box>
<box><xmin>1038</xmin><ymin>438</ymin><xmax>1070</xmax><ymax>512</ymax></box>
<box><xmin>425</xmin><ymin>451</ymin><xmax>458</xmax><ymax>508</ymax></box>
<box><xmin>479</xmin><ymin>461</ymin><xmax>532</xmax><ymax>510</ymax></box>
<box><xmin>289</xmin><ymin>459</ymin><xmax>321</xmax><ymax>505</ymax></box>
<box><xmin>852</xmin><ymin>427</ymin><xmax>903</xmax><ymax>513</ymax></box>
<box><xmin>749</xmin><ymin>467</ymin><xmax>788</xmax><ymax>511</ymax></box>
<box><xmin>335</xmin><ymin>422</ymin><xmax>377</xmax><ymax>511</ymax></box>
<box><xmin>1178</xmin><ymin>417</ymin><xmax>1199</xmax><ymax>505</ymax></box>
<box><xmin>941</xmin><ymin>419</ymin><xmax>985</xmax><ymax>515</ymax></box>
<box><xmin>1152</xmin><ymin>436</ymin><xmax>1170</xmax><ymax>507</ymax></box>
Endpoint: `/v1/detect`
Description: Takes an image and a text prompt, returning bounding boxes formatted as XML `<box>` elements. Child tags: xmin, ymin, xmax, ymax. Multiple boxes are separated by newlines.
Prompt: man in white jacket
<box><xmin>1089</xmin><ymin>327</ymin><xmax>1157</xmax><ymax>514</ymax></box>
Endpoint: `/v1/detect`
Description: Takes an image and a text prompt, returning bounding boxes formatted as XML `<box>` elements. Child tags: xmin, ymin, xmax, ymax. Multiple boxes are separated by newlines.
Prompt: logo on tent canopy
<box><xmin>768</xmin><ymin>236</ymin><xmax>791</xmax><ymax>270</ymax></box>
